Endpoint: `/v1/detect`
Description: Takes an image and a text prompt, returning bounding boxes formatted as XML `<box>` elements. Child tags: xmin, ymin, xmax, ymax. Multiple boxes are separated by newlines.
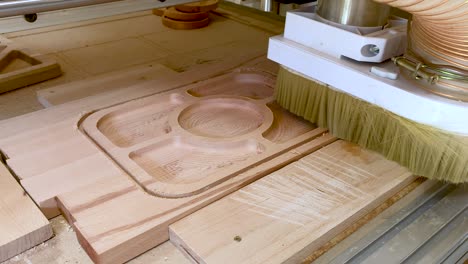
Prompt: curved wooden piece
<box><xmin>162</xmin><ymin>16</ymin><xmax>210</xmax><ymax>30</ymax></box>
<box><xmin>164</xmin><ymin>7</ymin><xmax>209</xmax><ymax>21</ymax></box>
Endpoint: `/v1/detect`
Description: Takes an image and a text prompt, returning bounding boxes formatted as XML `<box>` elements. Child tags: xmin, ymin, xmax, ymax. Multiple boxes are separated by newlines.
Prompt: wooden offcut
<box><xmin>169</xmin><ymin>140</ymin><xmax>416</xmax><ymax>264</ymax></box>
<box><xmin>0</xmin><ymin>162</ymin><xmax>52</xmax><ymax>262</ymax></box>
<box><xmin>0</xmin><ymin>46</ymin><xmax>61</xmax><ymax>94</ymax></box>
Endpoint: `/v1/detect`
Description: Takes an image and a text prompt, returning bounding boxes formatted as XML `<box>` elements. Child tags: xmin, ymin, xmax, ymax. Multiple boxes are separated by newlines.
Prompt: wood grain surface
<box><xmin>81</xmin><ymin>70</ymin><xmax>320</xmax><ymax>198</ymax></box>
<box><xmin>0</xmin><ymin>162</ymin><xmax>52</xmax><ymax>262</ymax></box>
<box><xmin>169</xmin><ymin>140</ymin><xmax>416</xmax><ymax>264</ymax></box>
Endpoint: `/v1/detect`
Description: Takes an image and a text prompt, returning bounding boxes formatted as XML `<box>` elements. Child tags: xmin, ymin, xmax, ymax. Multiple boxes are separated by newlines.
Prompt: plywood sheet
<box><xmin>0</xmin><ymin>162</ymin><xmax>52</xmax><ymax>262</ymax></box>
<box><xmin>169</xmin><ymin>140</ymin><xmax>416</xmax><ymax>264</ymax></box>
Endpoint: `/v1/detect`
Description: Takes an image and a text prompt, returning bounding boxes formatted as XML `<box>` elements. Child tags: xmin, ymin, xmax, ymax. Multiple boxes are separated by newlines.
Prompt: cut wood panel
<box><xmin>169</xmin><ymin>140</ymin><xmax>417</xmax><ymax>264</ymax></box>
<box><xmin>80</xmin><ymin>70</ymin><xmax>321</xmax><ymax>198</ymax></box>
<box><xmin>0</xmin><ymin>162</ymin><xmax>52</xmax><ymax>262</ymax></box>
<box><xmin>57</xmin><ymin>133</ymin><xmax>336</xmax><ymax>264</ymax></box>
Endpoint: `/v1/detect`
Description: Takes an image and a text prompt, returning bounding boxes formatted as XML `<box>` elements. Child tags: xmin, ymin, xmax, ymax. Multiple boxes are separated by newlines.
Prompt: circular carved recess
<box><xmin>178</xmin><ymin>98</ymin><xmax>265</xmax><ymax>138</ymax></box>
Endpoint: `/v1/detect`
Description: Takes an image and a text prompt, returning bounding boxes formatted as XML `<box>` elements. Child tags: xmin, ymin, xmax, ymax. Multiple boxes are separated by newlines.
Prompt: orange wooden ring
<box><xmin>152</xmin><ymin>8</ymin><xmax>166</xmax><ymax>16</ymax></box>
<box><xmin>164</xmin><ymin>7</ymin><xmax>209</xmax><ymax>21</ymax></box>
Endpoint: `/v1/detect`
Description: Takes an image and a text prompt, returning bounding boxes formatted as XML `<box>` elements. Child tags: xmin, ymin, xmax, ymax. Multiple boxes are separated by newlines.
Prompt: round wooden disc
<box><xmin>164</xmin><ymin>7</ymin><xmax>209</xmax><ymax>21</ymax></box>
<box><xmin>162</xmin><ymin>16</ymin><xmax>210</xmax><ymax>30</ymax></box>
<box><xmin>175</xmin><ymin>0</ymin><xmax>218</xmax><ymax>13</ymax></box>
<box><xmin>152</xmin><ymin>8</ymin><xmax>166</xmax><ymax>16</ymax></box>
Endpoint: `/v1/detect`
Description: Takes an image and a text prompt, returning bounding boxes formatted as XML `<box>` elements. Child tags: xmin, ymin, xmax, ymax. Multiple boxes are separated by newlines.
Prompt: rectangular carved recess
<box><xmin>81</xmin><ymin>69</ymin><xmax>319</xmax><ymax>198</ymax></box>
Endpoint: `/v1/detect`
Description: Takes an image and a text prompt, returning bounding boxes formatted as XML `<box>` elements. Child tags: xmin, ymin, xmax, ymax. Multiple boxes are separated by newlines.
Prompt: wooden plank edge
<box><xmin>300</xmin><ymin>177</ymin><xmax>425</xmax><ymax>263</ymax></box>
<box><xmin>0</xmin><ymin>224</ymin><xmax>53</xmax><ymax>262</ymax></box>
<box><xmin>0</xmin><ymin>161</ymin><xmax>53</xmax><ymax>262</ymax></box>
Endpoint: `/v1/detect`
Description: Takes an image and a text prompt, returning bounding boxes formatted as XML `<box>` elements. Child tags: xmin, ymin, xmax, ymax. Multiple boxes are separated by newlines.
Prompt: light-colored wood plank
<box><xmin>169</xmin><ymin>140</ymin><xmax>416</xmax><ymax>264</ymax></box>
<box><xmin>60</xmin><ymin>37</ymin><xmax>171</xmax><ymax>75</ymax></box>
<box><xmin>4</xmin><ymin>12</ymin><xmax>169</xmax><ymax>54</ymax></box>
<box><xmin>0</xmin><ymin>162</ymin><xmax>52</xmax><ymax>262</ymax></box>
<box><xmin>36</xmin><ymin>63</ymin><xmax>177</xmax><ymax>107</ymax></box>
<box><xmin>57</xmin><ymin>133</ymin><xmax>336</xmax><ymax>264</ymax></box>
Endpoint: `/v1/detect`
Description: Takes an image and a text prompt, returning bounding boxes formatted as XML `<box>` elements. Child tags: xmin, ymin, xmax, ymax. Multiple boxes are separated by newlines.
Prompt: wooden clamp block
<box><xmin>0</xmin><ymin>45</ymin><xmax>62</xmax><ymax>94</ymax></box>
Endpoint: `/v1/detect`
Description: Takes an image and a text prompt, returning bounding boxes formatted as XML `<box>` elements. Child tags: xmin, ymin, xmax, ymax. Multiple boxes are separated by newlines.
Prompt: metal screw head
<box><xmin>24</xmin><ymin>13</ymin><xmax>37</xmax><ymax>23</ymax></box>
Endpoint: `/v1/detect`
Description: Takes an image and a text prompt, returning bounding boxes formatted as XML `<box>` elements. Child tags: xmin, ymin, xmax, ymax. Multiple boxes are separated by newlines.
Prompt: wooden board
<box><xmin>169</xmin><ymin>140</ymin><xmax>416</xmax><ymax>264</ymax></box>
<box><xmin>81</xmin><ymin>70</ymin><xmax>320</xmax><ymax>198</ymax></box>
<box><xmin>36</xmin><ymin>63</ymin><xmax>178</xmax><ymax>107</ymax></box>
<box><xmin>0</xmin><ymin>45</ymin><xmax>61</xmax><ymax>94</ymax></box>
<box><xmin>0</xmin><ymin>162</ymin><xmax>52</xmax><ymax>262</ymax></box>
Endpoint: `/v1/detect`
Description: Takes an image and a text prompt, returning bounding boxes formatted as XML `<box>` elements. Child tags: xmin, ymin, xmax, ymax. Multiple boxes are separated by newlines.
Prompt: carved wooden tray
<box><xmin>81</xmin><ymin>70</ymin><xmax>319</xmax><ymax>198</ymax></box>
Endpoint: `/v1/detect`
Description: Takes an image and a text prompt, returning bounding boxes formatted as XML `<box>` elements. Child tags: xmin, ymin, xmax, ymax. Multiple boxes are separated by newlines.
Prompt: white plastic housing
<box><xmin>268</xmin><ymin>35</ymin><xmax>468</xmax><ymax>135</ymax></box>
<box><xmin>283</xmin><ymin>9</ymin><xmax>407</xmax><ymax>63</ymax></box>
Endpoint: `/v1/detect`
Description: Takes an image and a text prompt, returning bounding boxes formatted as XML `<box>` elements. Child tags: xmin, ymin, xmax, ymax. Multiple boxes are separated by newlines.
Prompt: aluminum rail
<box><xmin>0</xmin><ymin>0</ymin><xmax>158</xmax><ymax>17</ymax></box>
